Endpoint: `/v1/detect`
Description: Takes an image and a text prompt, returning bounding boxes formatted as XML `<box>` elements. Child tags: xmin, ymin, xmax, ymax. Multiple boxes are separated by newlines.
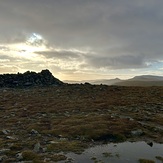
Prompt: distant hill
<box><xmin>65</xmin><ymin>75</ymin><xmax>163</xmax><ymax>86</ymax></box>
<box><xmin>129</xmin><ymin>75</ymin><xmax>163</xmax><ymax>81</ymax></box>
<box><xmin>87</xmin><ymin>78</ymin><xmax>122</xmax><ymax>85</ymax></box>
<box><xmin>115</xmin><ymin>80</ymin><xmax>163</xmax><ymax>86</ymax></box>
<box><xmin>0</xmin><ymin>69</ymin><xmax>63</xmax><ymax>88</ymax></box>
<box><xmin>64</xmin><ymin>78</ymin><xmax>122</xmax><ymax>85</ymax></box>
<box><xmin>64</xmin><ymin>80</ymin><xmax>82</xmax><ymax>84</ymax></box>
<box><xmin>115</xmin><ymin>75</ymin><xmax>163</xmax><ymax>86</ymax></box>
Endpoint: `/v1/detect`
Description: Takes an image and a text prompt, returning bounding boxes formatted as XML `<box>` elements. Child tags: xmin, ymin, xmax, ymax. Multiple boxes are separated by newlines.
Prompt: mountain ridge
<box><xmin>129</xmin><ymin>75</ymin><xmax>163</xmax><ymax>81</ymax></box>
<box><xmin>65</xmin><ymin>75</ymin><xmax>163</xmax><ymax>86</ymax></box>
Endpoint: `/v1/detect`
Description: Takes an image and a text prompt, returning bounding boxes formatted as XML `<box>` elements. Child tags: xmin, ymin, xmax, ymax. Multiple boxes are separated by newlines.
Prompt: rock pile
<box><xmin>0</xmin><ymin>69</ymin><xmax>63</xmax><ymax>88</ymax></box>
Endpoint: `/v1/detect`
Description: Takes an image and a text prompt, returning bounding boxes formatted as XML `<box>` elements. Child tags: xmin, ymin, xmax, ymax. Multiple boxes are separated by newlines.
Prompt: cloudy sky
<box><xmin>0</xmin><ymin>0</ymin><xmax>163</xmax><ymax>81</ymax></box>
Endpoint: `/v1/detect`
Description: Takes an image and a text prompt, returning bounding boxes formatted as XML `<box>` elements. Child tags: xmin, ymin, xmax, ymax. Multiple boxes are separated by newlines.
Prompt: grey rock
<box><xmin>24</xmin><ymin>82</ymin><xmax>33</xmax><ymax>86</ymax></box>
<box><xmin>33</xmin><ymin>142</ymin><xmax>41</xmax><ymax>153</ymax></box>
<box><xmin>3</xmin><ymin>89</ymin><xmax>7</xmax><ymax>92</ymax></box>
<box><xmin>42</xmin><ymin>147</ymin><xmax>47</xmax><ymax>153</ymax></box>
<box><xmin>49</xmin><ymin>141</ymin><xmax>59</xmax><ymax>144</ymax></box>
<box><xmin>131</xmin><ymin>129</ymin><xmax>143</xmax><ymax>136</ymax></box>
<box><xmin>0</xmin><ymin>155</ymin><xmax>7</xmax><ymax>162</ymax></box>
<box><xmin>60</xmin><ymin>137</ymin><xmax>68</xmax><ymax>141</ymax></box>
<box><xmin>44</xmin><ymin>158</ymin><xmax>51</xmax><ymax>162</ymax></box>
<box><xmin>6</xmin><ymin>136</ymin><xmax>17</xmax><ymax>140</ymax></box>
<box><xmin>16</xmin><ymin>153</ymin><xmax>23</xmax><ymax>160</ymax></box>
<box><xmin>147</xmin><ymin>141</ymin><xmax>153</xmax><ymax>147</ymax></box>
<box><xmin>2</xmin><ymin>129</ymin><xmax>10</xmax><ymax>135</ymax></box>
<box><xmin>0</xmin><ymin>149</ymin><xmax>10</xmax><ymax>154</ymax></box>
<box><xmin>31</xmin><ymin>129</ymin><xmax>39</xmax><ymax>135</ymax></box>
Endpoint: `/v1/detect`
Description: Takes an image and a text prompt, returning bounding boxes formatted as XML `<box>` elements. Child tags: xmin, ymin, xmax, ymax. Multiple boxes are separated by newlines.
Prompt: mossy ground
<box><xmin>0</xmin><ymin>84</ymin><xmax>163</xmax><ymax>162</ymax></box>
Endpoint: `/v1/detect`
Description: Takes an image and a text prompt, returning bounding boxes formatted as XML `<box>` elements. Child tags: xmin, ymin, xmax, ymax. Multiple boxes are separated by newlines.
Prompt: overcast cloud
<box><xmin>0</xmin><ymin>0</ymin><xmax>163</xmax><ymax>80</ymax></box>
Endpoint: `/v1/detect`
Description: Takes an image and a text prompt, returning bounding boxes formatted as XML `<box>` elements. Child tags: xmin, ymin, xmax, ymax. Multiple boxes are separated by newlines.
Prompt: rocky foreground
<box><xmin>0</xmin><ymin>70</ymin><xmax>163</xmax><ymax>162</ymax></box>
<box><xmin>0</xmin><ymin>83</ymin><xmax>163</xmax><ymax>162</ymax></box>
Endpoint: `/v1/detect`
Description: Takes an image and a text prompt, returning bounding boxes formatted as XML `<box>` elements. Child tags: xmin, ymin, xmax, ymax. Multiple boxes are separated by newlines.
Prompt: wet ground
<box><xmin>63</xmin><ymin>141</ymin><xmax>163</xmax><ymax>163</ymax></box>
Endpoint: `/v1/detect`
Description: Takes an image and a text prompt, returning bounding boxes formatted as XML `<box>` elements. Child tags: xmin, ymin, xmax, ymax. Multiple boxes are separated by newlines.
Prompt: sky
<box><xmin>0</xmin><ymin>0</ymin><xmax>163</xmax><ymax>81</ymax></box>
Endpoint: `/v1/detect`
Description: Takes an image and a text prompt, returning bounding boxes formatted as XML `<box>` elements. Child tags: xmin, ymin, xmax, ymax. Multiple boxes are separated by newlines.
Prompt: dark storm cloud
<box><xmin>36</xmin><ymin>50</ymin><xmax>81</xmax><ymax>60</ymax></box>
<box><xmin>0</xmin><ymin>0</ymin><xmax>163</xmax><ymax>69</ymax></box>
<box><xmin>82</xmin><ymin>54</ymin><xmax>147</xmax><ymax>69</ymax></box>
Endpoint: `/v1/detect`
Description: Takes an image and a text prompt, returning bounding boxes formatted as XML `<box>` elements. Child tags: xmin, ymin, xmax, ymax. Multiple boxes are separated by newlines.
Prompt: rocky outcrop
<box><xmin>0</xmin><ymin>69</ymin><xmax>63</xmax><ymax>88</ymax></box>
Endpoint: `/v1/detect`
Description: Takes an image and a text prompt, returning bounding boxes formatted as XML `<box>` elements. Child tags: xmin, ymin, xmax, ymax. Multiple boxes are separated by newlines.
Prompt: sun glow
<box><xmin>9</xmin><ymin>43</ymin><xmax>46</xmax><ymax>59</ymax></box>
<box><xmin>7</xmin><ymin>33</ymin><xmax>49</xmax><ymax>60</ymax></box>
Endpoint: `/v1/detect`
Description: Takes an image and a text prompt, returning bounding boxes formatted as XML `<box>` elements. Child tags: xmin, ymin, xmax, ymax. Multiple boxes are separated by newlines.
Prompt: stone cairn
<box><xmin>0</xmin><ymin>69</ymin><xmax>63</xmax><ymax>88</ymax></box>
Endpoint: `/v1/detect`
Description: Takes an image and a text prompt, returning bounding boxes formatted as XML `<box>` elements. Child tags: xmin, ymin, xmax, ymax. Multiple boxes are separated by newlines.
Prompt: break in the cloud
<box><xmin>0</xmin><ymin>0</ymin><xmax>163</xmax><ymax>80</ymax></box>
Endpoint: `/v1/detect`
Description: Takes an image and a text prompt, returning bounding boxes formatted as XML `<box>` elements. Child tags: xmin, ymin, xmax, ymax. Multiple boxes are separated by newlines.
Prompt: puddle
<box><xmin>63</xmin><ymin>141</ymin><xmax>163</xmax><ymax>163</ymax></box>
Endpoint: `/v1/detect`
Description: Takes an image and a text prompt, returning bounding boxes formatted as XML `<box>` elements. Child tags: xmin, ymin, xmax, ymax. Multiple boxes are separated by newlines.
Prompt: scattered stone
<box><xmin>16</xmin><ymin>153</ymin><xmax>23</xmax><ymax>160</ymax></box>
<box><xmin>42</xmin><ymin>113</ymin><xmax>47</xmax><ymax>117</ymax></box>
<box><xmin>33</xmin><ymin>142</ymin><xmax>41</xmax><ymax>153</ymax></box>
<box><xmin>31</xmin><ymin>129</ymin><xmax>39</xmax><ymax>135</ymax></box>
<box><xmin>147</xmin><ymin>142</ymin><xmax>153</xmax><ymax>147</ymax></box>
<box><xmin>60</xmin><ymin>137</ymin><xmax>68</xmax><ymax>141</ymax></box>
<box><xmin>44</xmin><ymin>158</ymin><xmax>51</xmax><ymax>162</ymax></box>
<box><xmin>23</xmin><ymin>108</ymin><xmax>27</xmax><ymax>111</ymax></box>
<box><xmin>49</xmin><ymin>141</ymin><xmax>59</xmax><ymax>144</ymax></box>
<box><xmin>0</xmin><ymin>155</ymin><xmax>7</xmax><ymax>162</ymax></box>
<box><xmin>58</xmin><ymin>135</ymin><xmax>63</xmax><ymax>138</ymax></box>
<box><xmin>64</xmin><ymin>113</ymin><xmax>70</xmax><ymax>117</ymax></box>
<box><xmin>6</xmin><ymin>136</ymin><xmax>17</xmax><ymax>140</ymax></box>
<box><xmin>42</xmin><ymin>147</ymin><xmax>47</xmax><ymax>153</ymax></box>
<box><xmin>0</xmin><ymin>149</ymin><xmax>10</xmax><ymax>154</ymax></box>
<box><xmin>66</xmin><ymin>157</ymin><xmax>74</xmax><ymax>162</ymax></box>
<box><xmin>131</xmin><ymin>129</ymin><xmax>143</xmax><ymax>136</ymax></box>
<box><xmin>2</xmin><ymin>129</ymin><xmax>10</xmax><ymax>135</ymax></box>
<box><xmin>119</xmin><ymin>115</ymin><xmax>134</xmax><ymax>121</ymax></box>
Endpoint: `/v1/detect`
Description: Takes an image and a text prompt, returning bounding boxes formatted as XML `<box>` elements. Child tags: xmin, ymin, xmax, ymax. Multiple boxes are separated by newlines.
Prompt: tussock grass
<box><xmin>22</xmin><ymin>150</ymin><xmax>40</xmax><ymax>161</ymax></box>
<box><xmin>47</xmin><ymin>140</ymin><xmax>87</xmax><ymax>154</ymax></box>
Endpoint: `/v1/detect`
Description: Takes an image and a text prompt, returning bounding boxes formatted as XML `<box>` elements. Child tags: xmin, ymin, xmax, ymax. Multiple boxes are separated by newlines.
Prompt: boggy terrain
<box><xmin>0</xmin><ymin>84</ymin><xmax>163</xmax><ymax>162</ymax></box>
